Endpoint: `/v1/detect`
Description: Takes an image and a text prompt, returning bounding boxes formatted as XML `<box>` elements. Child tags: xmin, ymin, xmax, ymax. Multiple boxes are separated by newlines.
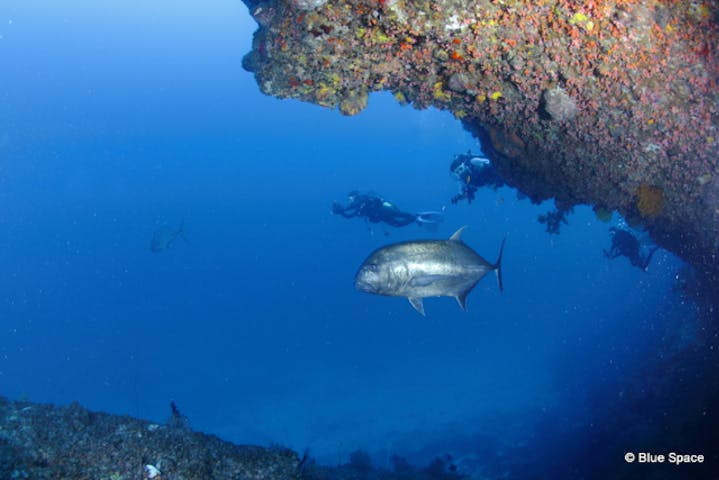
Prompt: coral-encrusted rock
<box><xmin>292</xmin><ymin>0</ymin><xmax>329</xmax><ymax>10</ymax></box>
<box><xmin>242</xmin><ymin>0</ymin><xmax>719</xmax><ymax>288</ymax></box>
<box><xmin>541</xmin><ymin>87</ymin><xmax>577</xmax><ymax>122</ymax></box>
<box><xmin>339</xmin><ymin>90</ymin><xmax>369</xmax><ymax>116</ymax></box>
<box><xmin>0</xmin><ymin>397</ymin><xmax>302</xmax><ymax>480</ymax></box>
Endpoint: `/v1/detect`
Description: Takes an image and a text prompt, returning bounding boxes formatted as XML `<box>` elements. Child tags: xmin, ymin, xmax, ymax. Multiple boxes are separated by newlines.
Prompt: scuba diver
<box><xmin>332</xmin><ymin>191</ymin><xmax>444</xmax><ymax>228</ymax></box>
<box><xmin>450</xmin><ymin>151</ymin><xmax>505</xmax><ymax>204</ymax></box>
<box><xmin>538</xmin><ymin>205</ymin><xmax>574</xmax><ymax>235</ymax></box>
<box><xmin>603</xmin><ymin>227</ymin><xmax>659</xmax><ymax>271</ymax></box>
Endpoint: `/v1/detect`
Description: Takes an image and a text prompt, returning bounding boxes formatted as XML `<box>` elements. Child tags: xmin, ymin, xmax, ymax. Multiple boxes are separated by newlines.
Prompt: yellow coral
<box><xmin>339</xmin><ymin>91</ymin><xmax>368</xmax><ymax>116</ymax></box>
<box><xmin>569</xmin><ymin>12</ymin><xmax>588</xmax><ymax>25</ymax></box>
<box><xmin>328</xmin><ymin>73</ymin><xmax>341</xmax><ymax>87</ymax></box>
<box><xmin>432</xmin><ymin>82</ymin><xmax>451</xmax><ymax>102</ymax></box>
<box><xmin>489</xmin><ymin>91</ymin><xmax>502</xmax><ymax>101</ymax></box>
<box><xmin>374</xmin><ymin>30</ymin><xmax>391</xmax><ymax>43</ymax></box>
<box><xmin>636</xmin><ymin>184</ymin><xmax>664</xmax><ymax>218</ymax></box>
<box><xmin>697</xmin><ymin>4</ymin><xmax>711</xmax><ymax>19</ymax></box>
<box><xmin>316</xmin><ymin>83</ymin><xmax>333</xmax><ymax>100</ymax></box>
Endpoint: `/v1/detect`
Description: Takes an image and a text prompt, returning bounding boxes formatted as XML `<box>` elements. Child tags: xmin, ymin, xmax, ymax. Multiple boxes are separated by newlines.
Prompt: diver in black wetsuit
<box><xmin>332</xmin><ymin>191</ymin><xmax>443</xmax><ymax>228</ymax></box>
<box><xmin>604</xmin><ymin>227</ymin><xmax>659</xmax><ymax>271</ymax></box>
<box><xmin>450</xmin><ymin>151</ymin><xmax>505</xmax><ymax>204</ymax></box>
<box><xmin>538</xmin><ymin>206</ymin><xmax>573</xmax><ymax>235</ymax></box>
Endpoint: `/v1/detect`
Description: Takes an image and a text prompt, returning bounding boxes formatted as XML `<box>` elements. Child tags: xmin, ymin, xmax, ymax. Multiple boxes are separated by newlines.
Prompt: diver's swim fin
<box><xmin>416</xmin><ymin>211</ymin><xmax>445</xmax><ymax>224</ymax></box>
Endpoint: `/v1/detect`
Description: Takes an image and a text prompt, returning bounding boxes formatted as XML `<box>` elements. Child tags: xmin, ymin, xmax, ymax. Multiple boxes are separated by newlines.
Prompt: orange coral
<box><xmin>636</xmin><ymin>184</ymin><xmax>664</xmax><ymax>218</ymax></box>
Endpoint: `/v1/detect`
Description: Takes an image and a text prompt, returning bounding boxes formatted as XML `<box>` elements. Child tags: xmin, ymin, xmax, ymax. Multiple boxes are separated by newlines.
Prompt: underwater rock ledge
<box><xmin>242</xmin><ymin>0</ymin><xmax>719</xmax><ymax>286</ymax></box>
<box><xmin>0</xmin><ymin>396</ymin><xmax>302</xmax><ymax>479</ymax></box>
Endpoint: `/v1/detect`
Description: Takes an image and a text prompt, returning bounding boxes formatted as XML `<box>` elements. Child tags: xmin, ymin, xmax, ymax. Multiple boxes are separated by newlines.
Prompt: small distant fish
<box><xmin>150</xmin><ymin>223</ymin><xmax>186</xmax><ymax>253</ymax></box>
<box><xmin>354</xmin><ymin>227</ymin><xmax>505</xmax><ymax>315</ymax></box>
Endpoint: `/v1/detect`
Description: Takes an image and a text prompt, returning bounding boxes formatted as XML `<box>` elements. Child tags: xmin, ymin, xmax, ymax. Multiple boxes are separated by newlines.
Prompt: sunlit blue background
<box><xmin>0</xmin><ymin>0</ymin><xmax>695</xmax><ymax>473</ymax></box>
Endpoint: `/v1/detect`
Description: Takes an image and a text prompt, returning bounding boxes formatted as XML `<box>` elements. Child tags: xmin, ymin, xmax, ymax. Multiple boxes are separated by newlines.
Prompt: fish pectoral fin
<box><xmin>408</xmin><ymin>297</ymin><xmax>426</xmax><ymax>316</ymax></box>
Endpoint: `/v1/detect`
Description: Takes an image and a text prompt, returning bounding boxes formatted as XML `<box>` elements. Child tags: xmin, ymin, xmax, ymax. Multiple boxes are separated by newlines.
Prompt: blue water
<box><xmin>0</xmin><ymin>1</ymin><xmax>707</xmax><ymax>477</ymax></box>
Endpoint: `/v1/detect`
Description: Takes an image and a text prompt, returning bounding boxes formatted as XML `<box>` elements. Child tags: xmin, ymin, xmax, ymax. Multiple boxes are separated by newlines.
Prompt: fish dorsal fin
<box><xmin>449</xmin><ymin>226</ymin><xmax>468</xmax><ymax>243</ymax></box>
<box><xmin>408</xmin><ymin>297</ymin><xmax>426</xmax><ymax>316</ymax></box>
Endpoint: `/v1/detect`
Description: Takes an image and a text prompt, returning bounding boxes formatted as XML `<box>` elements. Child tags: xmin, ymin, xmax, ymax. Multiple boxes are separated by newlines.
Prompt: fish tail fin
<box><xmin>494</xmin><ymin>237</ymin><xmax>506</xmax><ymax>292</ymax></box>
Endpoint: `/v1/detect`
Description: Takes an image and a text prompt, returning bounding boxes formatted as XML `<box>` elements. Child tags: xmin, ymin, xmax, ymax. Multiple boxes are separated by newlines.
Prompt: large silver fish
<box><xmin>354</xmin><ymin>227</ymin><xmax>505</xmax><ymax>315</ymax></box>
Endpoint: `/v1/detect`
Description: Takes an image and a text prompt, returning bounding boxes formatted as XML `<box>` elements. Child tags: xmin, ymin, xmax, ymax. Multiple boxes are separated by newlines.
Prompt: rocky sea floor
<box><xmin>0</xmin><ymin>396</ymin><xmax>468</xmax><ymax>480</ymax></box>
